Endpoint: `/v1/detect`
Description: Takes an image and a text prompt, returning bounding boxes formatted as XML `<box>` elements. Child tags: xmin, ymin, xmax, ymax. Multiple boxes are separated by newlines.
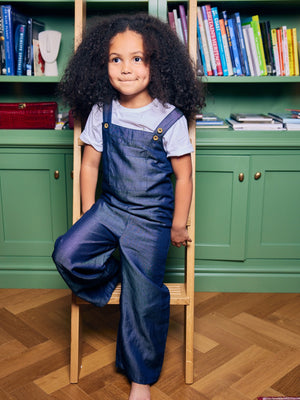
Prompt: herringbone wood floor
<box><xmin>0</xmin><ymin>289</ymin><xmax>299</xmax><ymax>399</ymax></box>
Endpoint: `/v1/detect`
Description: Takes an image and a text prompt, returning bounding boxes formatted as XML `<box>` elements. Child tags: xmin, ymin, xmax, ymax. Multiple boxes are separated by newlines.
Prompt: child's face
<box><xmin>108</xmin><ymin>29</ymin><xmax>152</xmax><ymax>108</ymax></box>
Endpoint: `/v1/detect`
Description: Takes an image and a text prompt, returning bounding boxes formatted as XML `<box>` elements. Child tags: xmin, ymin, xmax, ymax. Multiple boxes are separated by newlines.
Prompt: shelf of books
<box><xmin>168</xmin><ymin>0</ymin><xmax>300</xmax><ymax>134</ymax></box>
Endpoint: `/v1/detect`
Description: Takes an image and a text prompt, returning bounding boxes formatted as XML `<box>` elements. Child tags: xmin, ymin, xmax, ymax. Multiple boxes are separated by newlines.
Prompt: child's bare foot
<box><xmin>129</xmin><ymin>382</ymin><xmax>151</xmax><ymax>400</ymax></box>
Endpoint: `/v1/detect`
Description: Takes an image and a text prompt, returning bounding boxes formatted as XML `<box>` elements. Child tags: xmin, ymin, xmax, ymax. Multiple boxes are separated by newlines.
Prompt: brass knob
<box><xmin>254</xmin><ymin>172</ymin><xmax>261</xmax><ymax>180</ymax></box>
<box><xmin>71</xmin><ymin>170</ymin><xmax>73</xmax><ymax>179</ymax></box>
<box><xmin>239</xmin><ymin>173</ymin><xmax>244</xmax><ymax>182</ymax></box>
<box><xmin>54</xmin><ymin>170</ymin><xmax>60</xmax><ymax>179</ymax></box>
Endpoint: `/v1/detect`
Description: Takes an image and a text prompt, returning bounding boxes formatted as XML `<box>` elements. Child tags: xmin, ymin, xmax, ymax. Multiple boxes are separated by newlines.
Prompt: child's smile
<box><xmin>108</xmin><ymin>30</ymin><xmax>152</xmax><ymax>108</ymax></box>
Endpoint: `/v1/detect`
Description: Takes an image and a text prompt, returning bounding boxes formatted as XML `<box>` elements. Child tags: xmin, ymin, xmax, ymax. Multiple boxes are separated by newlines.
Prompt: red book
<box><xmin>205</xmin><ymin>4</ymin><xmax>223</xmax><ymax>75</ymax></box>
<box><xmin>276</xmin><ymin>28</ymin><xmax>285</xmax><ymax>76</ymax></box>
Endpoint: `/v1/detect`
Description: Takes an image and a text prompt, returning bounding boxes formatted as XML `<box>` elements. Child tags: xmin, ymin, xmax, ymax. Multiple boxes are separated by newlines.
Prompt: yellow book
<box><xmin>287</xmin><ymin>29</ymin><xmax>295</xmax><ymax>76</ymax></box>
<box><xmin>252</xmin><ymin>15</ymin><xmax>267</xmax><ymax>75</ymax></box>
<box><xmin>292</xmin><ymin>28</ymin><xmax>299</xmax><ymax>76</ymax></box>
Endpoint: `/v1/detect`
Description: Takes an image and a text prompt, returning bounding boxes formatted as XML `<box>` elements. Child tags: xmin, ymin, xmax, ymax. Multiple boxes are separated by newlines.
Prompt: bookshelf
<box><xmin>165</xmin><ymin>0</ymin><xmax>300</xmax><ymax>292</ymax></box>
<box><xmin>0</xmin><ymin>0</ymin><xmax>299</xmax><ymax>291</ymax></box>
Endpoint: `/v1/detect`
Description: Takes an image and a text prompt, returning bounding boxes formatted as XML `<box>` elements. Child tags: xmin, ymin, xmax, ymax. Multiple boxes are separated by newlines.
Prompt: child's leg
<box><xmin>116</xmin><ymin>215</ymin><xmax>171</xmax><ymax>385</ymax></box>
<box><xmin>52</xmin><ymin>199</ymin><xmax>121</xmax><ymax>307</ymax></box>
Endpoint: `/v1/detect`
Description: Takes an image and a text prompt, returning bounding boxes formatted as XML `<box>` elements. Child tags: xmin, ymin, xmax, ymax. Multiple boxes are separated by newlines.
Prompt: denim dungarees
<box><xmin>52</xmin><ymin>102</ymin><xmax>184</xmax><ymax>384</ymax></box>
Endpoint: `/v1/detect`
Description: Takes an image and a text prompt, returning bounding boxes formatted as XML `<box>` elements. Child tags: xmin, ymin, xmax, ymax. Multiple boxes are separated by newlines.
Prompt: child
<box><xmin>53</xmin><ymin>13</ymin><xmax>205</xmax><ymax>400</ymax></box>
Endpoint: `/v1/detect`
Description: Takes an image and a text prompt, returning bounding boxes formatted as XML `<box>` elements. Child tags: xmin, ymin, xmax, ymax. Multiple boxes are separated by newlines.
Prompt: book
<box><xmin>268</xmin><ymin>112</ymin><xmax>300</xmax><ymax>124</ymax></box>
<box><xmin>178</xmin><ymin>5</ymin><xmax>188</xmax><ymax>45</ymax></box>
<box><xmin>287</xmin><ymin>28</ymin><xmax>295</xmax><ymax>76</ymax></box>
<box><xmin>15</xmin><ymin>23</ymin><xmax>26</xmax><ymax>75</ymax></box>
<box><xmin>292</xmin><ymin>28</ymin><xmax>299</xmax><ymax>76</ymax></box>
<box><xmin>276</xmin><ymin>28</ymin><xmax>285</xmax><ymax>76</ymax></box>
<box><xmin>260</xmin><ymin>21</ymin><xmax>273</xmax><ymax>75</ymax></box>
<box><xmin>230</xmin><ymin>113</ymin><xmax>273</xmax><ymax>122</ymax></box>
<box><xmin>173</xmin><ymin>9</ymin><xmax>184</xmax><ymax>43</ymax></box>
<box><xmin>281</xmin><ymin>25</ymin><xmax>289</xmax><ymax>76</ymax></box>
<box><xmin>196</xmin><ymin>113</ymin><xmax>228</xmax><ymax>128</ymax></box>
<box><xmin>1</xmin><ymin>5</ymin><xmax>14</xmax><ymax>75</ymax></box>
<box><xmin>211</xmin><ymin>7</ymin><xmax>228</xmax><ymax>76</ymax></box>
<box><xmin>271</xmin><ymin>28</ymin><xmax>281</xmax><ymax>76</ymax></box>
<box><xmin>32</xmin><ymin>19</ymin><xmax>45</xmax><ymax>76</ymax></box>
<box><xmin>242</xmin><ymin>26</ymin><xmax>255</xmax><ymax>75</ymax></box>
<box><xmin>233</xmin><ymin>12</ymin><xmax>250</xmax><ymax>76</ymax></box>
<box><xmin>0</xmin><ymin>6</ymin><xmax>6</xmax><ymax>74</ymax></box>
<box><xmin>219</xmin><ymin>18</ymin><xmax>233</xmax><ymax>76</ymax></box>
<box><xmin>201</xmin><ymin>5</ymin><xmax>217</xmax><ymax>75</ymax></box>
<box><xmin>226</xmin><ymin>118</ymin><xmax>284</xmax><ymax>130</ymax></box>
<box><xmin>252</xmin><ymin>15</ymin><xmax>267</xmax><ymax>75</ymax></box>
<box><xmin>196</xmin><ymin>20</ymin><xmax>207</xmax><ymax>75</ymax></box>
<box><xmin>222</xmin><ymin>10</ymin><xmax>236</xmax><ymax>75</ymax></box>
<box><xmin>228</xmin><ymin>17</ymin><xmax>242</xmax><ymax>75</ymax></box>
<box><xmin>205</xmin><ymin>4</ymin><xmax>223</xmax><ymax>76</ymax></box>
<box><xmin>168</xmin><ymin>12</ymin><xmax>176</xmax><ymax>33</ymax></box>
<box><xmin>197</xmin><ymin>6</ymin><xmax>213</xmax><ymax>76</ymax></box>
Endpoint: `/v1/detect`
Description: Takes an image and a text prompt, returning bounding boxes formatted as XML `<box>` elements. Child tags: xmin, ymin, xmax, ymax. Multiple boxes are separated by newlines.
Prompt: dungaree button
<box><xmin>104</xmin><ymin>123</ymin><xmax>109</xmax><ymax>129</ymax></box>
<box><xmin>157</xmin><ymin>128</ymin><xmax>163</xmax><ymax>134</ymax></box>
<box><xmin>153</xmin><ymin>135</ymin><xmax>159</xmax><ymax>141</ymax></box>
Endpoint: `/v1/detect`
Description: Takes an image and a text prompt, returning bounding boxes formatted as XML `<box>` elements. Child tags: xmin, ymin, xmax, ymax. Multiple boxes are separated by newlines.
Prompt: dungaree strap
<box><xmin>153</xmin><ymin>107</ymin><xmax>184</xmax><ymax>138</ymax></box>
<box><xmin>103</xmin><ymin>103</ymin><xmax>112</xmax><ymax>125</ymax></box>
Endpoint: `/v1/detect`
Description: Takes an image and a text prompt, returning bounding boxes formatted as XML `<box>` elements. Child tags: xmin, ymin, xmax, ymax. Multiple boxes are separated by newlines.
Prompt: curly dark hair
<box><xmin>59</xmin><ymin>12</ymin><xmax>205</xmax><ymax>122</ymax></box>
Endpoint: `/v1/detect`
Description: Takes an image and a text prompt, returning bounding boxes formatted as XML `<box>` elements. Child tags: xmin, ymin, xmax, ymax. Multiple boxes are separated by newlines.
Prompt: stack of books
<box><xmin>168</xmin><ymin>4</ymin><xmax>300</xmax><ymax>77</ymax></box>
<box><xmin>269</xmin><ymin>111</ymin><xmax>300</xmax><ymax>130</ymax></box>
<box><xmin>196</xmin><ymin>113</ymin><xmax>229</xmax><ymax>129</ymax></box>
<box><xmin>0</xmin><ymin>4</ymin><xmax>45</xmax><ymax>76</ymax></box>
<box><xmin>226</xmin><ymin>113</ymin><xmax>284</xmax><ymax>130</ymax></box>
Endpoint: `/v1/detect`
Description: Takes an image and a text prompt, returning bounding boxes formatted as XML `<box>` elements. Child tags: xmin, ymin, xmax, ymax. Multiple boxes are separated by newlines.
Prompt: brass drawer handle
<box><xmin>254</xmin><ymin>172</ymin><xmax>261</xmax><ymax>180</ymax></box>
<box><xmin>239</xmin><ymin>173</ymin><xmax>244</xmax><ymax>182</ymax></box>
<box><xmin>54</xmin><ymin>170</ymin><xmax>60</xmax><ymax>179</ymax></box>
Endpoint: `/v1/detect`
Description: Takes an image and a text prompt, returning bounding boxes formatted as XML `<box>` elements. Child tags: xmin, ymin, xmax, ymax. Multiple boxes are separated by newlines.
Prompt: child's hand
<box><xmin>171</xmin><ymin>226</ymin><xmax>192</xmax><ymax>248</ymax></box>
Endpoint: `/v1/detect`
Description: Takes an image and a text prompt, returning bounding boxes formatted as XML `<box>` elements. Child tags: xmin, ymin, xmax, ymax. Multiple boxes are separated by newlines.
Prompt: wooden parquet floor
<box><xmin>0</xmin><ymin>289</ymin><xmax>300</xmax><ymax>399</ymax></box>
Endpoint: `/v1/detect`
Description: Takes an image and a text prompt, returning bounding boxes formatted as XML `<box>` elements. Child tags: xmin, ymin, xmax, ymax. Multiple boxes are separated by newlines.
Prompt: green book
<box><xmin>251</xmin><ymin>15</ymin><xmax>267</xmax><ymax>76</ymax></box>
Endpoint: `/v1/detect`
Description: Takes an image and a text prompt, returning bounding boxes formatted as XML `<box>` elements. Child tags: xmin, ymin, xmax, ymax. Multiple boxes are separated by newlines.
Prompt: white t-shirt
<box><xmin>80</xmin><ymin>99</ymin><xmax>193</xmax><ymax>157</ymax></box>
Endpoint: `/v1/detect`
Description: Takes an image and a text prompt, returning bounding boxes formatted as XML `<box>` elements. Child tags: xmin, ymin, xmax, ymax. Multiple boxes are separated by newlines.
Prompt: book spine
<box><xmin>233</xmin><ymin>12</ymin><xmax>250</xmax><ymax>76</ymax></box>
<box><xmin>287</xmin><ymin>28</ymin><xmax>295</xmax><ymax>76</ymax></box>
<box><xmin>173</xmin><ymin>9</ymin><xmax>184</xmax><ymax>43</ymax></box>
<box><xmin>0</xmin><ymin>6</ymin><xmax>6</xmax><ymax>74</ymax></box>
<box><xmin>276</xmin><ymin>28</ymin><xmax>285</xmax><ymax>76</ymax></box>
<box><xmin>1</xmin><ymin>5</ymin><xmax>14</xmax><ymax>75</ymax></box>
<box><xmin>15</xmin><ymin>23</ymin><xmax>26</xmax><ymax>76</ymax></box>
<box><xmin>242</xmin><ymin>26</ymin><xmax>255</xmax><ymax>76</ymax></box>
<box><xmin>222</xmin><ymin>10</ymin><xmax>236</xmax><ymax>75</ymax></box>
<box><xmin>292</xmin><ymin>28</ymin><xmax>299</xmax><ymax>76</ymax></box>
<box><xmin>260</xmin><ymin>21</ymin><xmax>272</xmax><ymax>75</ymax></box>
<box><xmin>178</xmin><ymin>5</ymin><xmax>188</xmax><ymax>45</ymax></box>
<box><xmin>211</xmin><ymin>7</ymin><xmax>228</xmax><ymax>76</ymax></box>
<box><xmin>205</xmin><ymin>4</ymin><xmax>222</xmax><ymax>75</ymax></box>
<box><xmin>168</xmin><ymin>12</ymin><xmax>177</xmax><ymax>33</ymax></box>
<box><xmin>265</xmin><ymin>21</ymin><xmax>276</xmax><ymax>75</ymax></box>
<box><xmin>196</xmin><ymin>21</ymin><xmax>207</xmax><ymax>75</ymax></box>
<box><xmin>26</xmin><ymin>17</ymin><xmax>33</xmax><ymax>75</ymax></box>
<box><xmin>219</xmin><ymin>18</ymin><xmax>233</xmax><ymax>75</ymax></box>
<box><xmin>271</xmin><ymin>28</ymin><xmax>281</xmax><ymax>76</ymax></box>
<box><xmin>201</xmin><ymin>5</ymin><xmax>217</xmax><ymax>75</ymax></box>
<box><xmin>197</xmin><ymin>6</ymin><xmax>212</xmax><ymax>76</ymax></box>
<box><xmin>252</xmin><ymin>15</ymin><xmax>267</xmax><ymax>75</ymax></box>
<box><xmin>228</xmin><ymin>18</ymin><xmax>242</xmax><ymax>75</ymax></box>
<box><xmin>281</xmin><ymin>25</ymin><xmax>290</xmax><ymax>76</ymax></box>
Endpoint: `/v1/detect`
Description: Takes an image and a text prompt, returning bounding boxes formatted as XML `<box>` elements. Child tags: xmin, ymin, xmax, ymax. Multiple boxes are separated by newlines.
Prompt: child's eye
<box><xmin>111</xmin><ymin>57</ymin><xmax>121</xmax><ymax>63</ymax></box>
<box><xmin>134</xmin><ymin>56</ymin><xmax>142</xmax><ymax>62</ymax></box>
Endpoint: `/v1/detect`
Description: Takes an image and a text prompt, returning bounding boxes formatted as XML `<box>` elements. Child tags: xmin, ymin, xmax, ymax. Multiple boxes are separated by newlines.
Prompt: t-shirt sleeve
<box><xmin>80</xmin><ymin>105</ymin><xmax>103</xmax><ymax>152</ymax></box>
<box><xmin>163</xmin><ymin>115</ymin><xmax>194</xmax><ymax>157</ymax></box>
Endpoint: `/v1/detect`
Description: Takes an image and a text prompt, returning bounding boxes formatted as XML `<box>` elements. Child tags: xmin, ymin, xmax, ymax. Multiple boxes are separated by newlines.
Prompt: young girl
<box><xmin>53</xmin><ymin>13</ymin><xmax>205</xmax><ymax>400</ymax></box>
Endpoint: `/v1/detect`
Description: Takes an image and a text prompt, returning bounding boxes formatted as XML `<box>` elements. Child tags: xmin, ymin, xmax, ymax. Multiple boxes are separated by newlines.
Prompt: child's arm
<box><xmin>80</xmin><ymin>144</ymin><xmax>102</xmax><ymax>214</ymax></box>
<box><xmin>170</xmin><ymin>153</ymin><xmax>193</xmax><ymax>247</ymax></box>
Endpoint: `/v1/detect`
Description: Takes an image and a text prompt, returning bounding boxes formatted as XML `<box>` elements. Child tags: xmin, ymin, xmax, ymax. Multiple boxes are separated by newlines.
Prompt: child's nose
<box><xmin>121</xmin><ymin>60</ymin><xmax>132</xmax><ymax>74</ymax></box>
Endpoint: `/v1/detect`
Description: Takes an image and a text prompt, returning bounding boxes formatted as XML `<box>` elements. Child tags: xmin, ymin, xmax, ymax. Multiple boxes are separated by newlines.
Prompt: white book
<box><xmin>282</xmin><ymin>26</ymin><xmax>290</xmax><ymax>76</ymax></box>
<box><xmin>197</xmin><ymin>6</ymin><xmax>212</xmax><ymax>75</ymax></box>
<box><xmin>201</xmin><ymin>6</ymin><xmax>217</xmax><ymax>75</ymax></box>
<box><xmin>173</xmin><ymin>9</ymin><xmax>184</xmax><ymax>43</ymax></box>
<box><xmin>220</xmin><ymin>18</ymin><xmax>233</xmax><ymax>75</ymax></box>
<box><xmin>227</xmin><ymin>118</ymin><xmax>284</xmax><ymax>131</ymax></box>
<box><xmin>245</xmin><ymin>25</ymin><xmax>261</xmax><ymax>76</ymax></box>
<box><xmin>242</xmin><ymin>26</ymin><xmax>255</xmax><ymax>76</ymax></box>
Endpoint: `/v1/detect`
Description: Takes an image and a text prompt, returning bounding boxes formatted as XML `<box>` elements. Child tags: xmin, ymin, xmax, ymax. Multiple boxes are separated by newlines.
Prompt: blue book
<box><xmin>227</xmin><ymin>18</ymin><xmax>242</xmax><ymax>76</ymax></box>
<box><xmin>15</xmin><ymin>23</ymin><xmax>26</xmax><ymax>75</ymax></box>
<box><xmin>233</xmin><ymin>12</ymin><xmax>250</xmax><ymax>76</ymax></box>
<box><xmin>196</xmin><ymin>20</ymin><xmax>208</xmax><ymax>76</ymax></box>
<box><xmin>211</xmin><ymin>7</ymin><xmax>228</xmax><ymax>76</ymax></box>
<box><xmin>222</xmin><ymin>10</ymin><xmax>236</xmax><ymax>75</ymax></box>
<box><xmin>1</xmin><ymin>5</ymin><xmax>14</xmax><ymax>75</ymax></box>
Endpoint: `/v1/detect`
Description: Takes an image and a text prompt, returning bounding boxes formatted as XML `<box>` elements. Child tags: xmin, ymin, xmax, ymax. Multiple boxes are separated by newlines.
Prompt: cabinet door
<box><xmin>247</xmin><ymin>155</ymin><xmax>300</xmax><ymax>259</ymax></box>
<box><xmin>0</xmin><ymin>153</ymin><xmax>68</xmax><ymax>257</ymax></box>
<box><xmin>195</xmin><ymin>155</ymin><xmax>249</xmax><ymax>260</ymax></box>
